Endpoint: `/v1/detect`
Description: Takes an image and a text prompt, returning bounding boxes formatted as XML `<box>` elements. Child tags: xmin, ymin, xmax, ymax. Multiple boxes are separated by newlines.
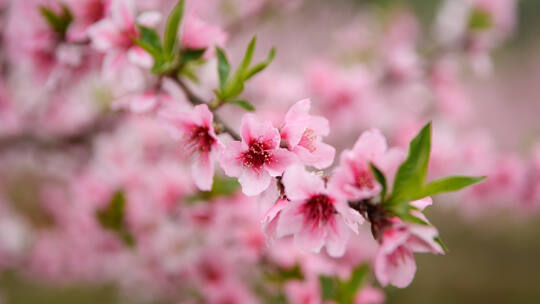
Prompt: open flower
<box><xmin>276</xmin><ymin>165</ymin><xmax>363</xmax><ymax>257</ymax></box>
<box><xmin>88</xmin><ymin>0</ymin><xmax>161</xmax><ymax>74</ymax></box>
<box><xmin>280</xmin><ymin>99</ymin><xmax>336</xmax><ymax>169</ymax></box>
<box><xmin>159</xmin><ymin>104</ymin><xmax>222</xmax><ymax>191</ymax></box>
<box><xmin>219</xmin><ymin>114</ymin><xmax>296</xmax><ymax>196</ymax></box>
<box><xmin>374</xmin><ymin>198</ymin><xmax>445</xmax><ymax>288</ymax></box>
<box><xmin>329</xmin><ymin>129</ymin><xmax>404</xmax><ymax>201</ymax></box>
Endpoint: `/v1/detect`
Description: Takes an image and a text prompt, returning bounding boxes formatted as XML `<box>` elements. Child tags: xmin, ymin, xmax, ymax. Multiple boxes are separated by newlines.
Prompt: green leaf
<box><xmin>244</xmin><ymin>47</ymin><xmax>276</xmax><ymax>80</ymax></box>
<box><xmin>369</xmin><ymin>162</ymin><xmax>387</xmax><ymax>202</ymax></box>
<box><xmin>319</xmin><ymin>276</ymin><xmax>337</xmax><ymax>301</ymax></box>
<box><xmin>222</xmin><ymin>37</ymin><xmax>257</xmax><ymax>98</ymax></box>
<box><xmin>468</xmin><ymin>8</ymin><xmax>492</xmax><ymax>30</ymax></box>
<box><xmin>434</xmin><ymin>236</ymin><xmax>449</xmax><ymax>253</ymax></box>
<box><xmin>238</xmin><ymin>36</ymin><xmax>257</xmax><ymax>76</ymax></box>
<box><xmin>418</xmin><ymin>175</ymin><xmax>486</xmax><ymax>199</ymax></box>
<box><xmin>228</xmin><ymin>99</ymin><xmax>255</xmax><ymax>111</ymax></box>
<box><xmin>181</xmin><ymin>48</ymin><xmax>206</xmax><ymax>63</ymax></box>
<box><xmin>216</xmin><ymin>47</ymin><xmax>230</xmax><ymax>92</ymax></box>
<box><xmin>388</xmin><ymin>122</ymin><xmax>432</xmax><ymax>205</ymax></box>
<box><xmin>187</xmin><ymin>176</ymin><xmax>240</xmax><ymax>203</ymax></box>
<box><xmin>39</xmin><ymin>5</ymin><xmax>73</xmax><ymax>38</ymax></box>
<box><xmin>163</xmin><ymin>0</ymin><xmax>185</xmax><ymax>57</ymax></box>
<box><xmin>339</xmin><ymin>265</ymin><xmax>369</xmax><ymax>304</ymax></box>
<box><xmin>134</xmin><ymin>26</ymin><xmax>163</xmax><ymax>59</ymax></box>
<box><xmin>96</xmin><ymin>190</ymin><xmax>135</xmax><ymax>247</ymax></box>
<box><xmin>319</xmin><ymin>264</ymin><xmax>369</xmax><ymax>304</ymax></box>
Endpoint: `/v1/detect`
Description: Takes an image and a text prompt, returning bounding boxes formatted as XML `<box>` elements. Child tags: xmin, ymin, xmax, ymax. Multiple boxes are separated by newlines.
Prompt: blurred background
<box><xmin>1</xmin><ymin>0</ymin><xmax>540</xmax><ymax>303</ymax></box>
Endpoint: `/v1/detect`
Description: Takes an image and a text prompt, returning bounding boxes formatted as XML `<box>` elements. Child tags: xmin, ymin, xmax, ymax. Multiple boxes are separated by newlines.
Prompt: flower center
<box><xmin>356</xmin><ymin>169</ymin><xmax>375</xmax><ymax>190</ymax></box>
<box><xmin>299</xmin><ymin>128</ymin><xmax>317</xmax><ymax>152</ymax></box>
<box><xmin>302</xmin><ymin>194</ymin><xmax>336</xmax><ymax>224</ymax></box>
<box><xmin>189</xmin><ymin>126</ymin><xmax>215</xmax><ymax>153</ymax></box>
<box><xmin>242</xmin><ymin>141</ymin><xmax>271</xmax><ymax>170</ymax></box>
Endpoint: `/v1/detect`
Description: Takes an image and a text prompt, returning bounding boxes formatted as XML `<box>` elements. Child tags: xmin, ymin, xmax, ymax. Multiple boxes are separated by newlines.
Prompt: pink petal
<box><xmin>374</xmin><ymin>245</ymin><xmax>416</xmax><ymax>288</ymax></box>
<box><xmin>111</xmin><ymin>0</ymin><xmax>135</xmax><ymax>30</ymax></box>
<box><xmin>88</xmin><ymin>19</ymin><xmax>123</xmax><ymax>51</ymax></box>
<box><xmin>306</xmin><ymin>115</ymin><xmax>330</xmax><ymax>137</ymax></box>
<box><xmin>265</xmin><ymin>148</ymin><xmax>296</xmax><ymax>177</ymax></box>
<box><xmin>281</xmin><ymin>99</ymin><xmax>311</xmax><ymax>147</ymax></box>
<box><xmin>275</xmin><ymin>200</ymin><xmax>303</xmax><ymax>238</ymax></box>
<box><xmin>191</xmin><ymin>104</ymin><xmax>214</xmax><ymax>129</ymax></box>
<box><xmin>325</xmin><ymin>217</ymin><xmax>351</xmax><ymax>257</ymax></box>
<box><xmin>410</xmin><ymin>197</ymin><xmax>432</xmax><ymax>211</ymax></box>
<box><xmin>238</xmin><ymin>168</ymin><xmax>272</xmax><ymax>196</ymax></box>
<box><xmin>102</xmin><ymin>50</ymin><xmax>126</xmax><ymax>79</ymax></box>
<box><xmin>294</xmin><ymin>223</ymin><xmax>327</xmax><ymax>254</ymax></box>
<box><xmin>240</xmin><ymin>114</ymin><xmax>279</xmax><ymax>148</ymax></box>
<box><xmin>192</xmin><ymin>152</ymin><xmax>214</xmax><ymax>191</ymax></box>
<box><xmin>218</xmin><ymin>141</ymin><xmax>245</xmax><ymax>178</ymax></box>
<box><xmin>127</xmin><ymin>46</ymin><xmax>153</xmax><ymax>68</ymax></box>
<box><xmin>282</xmin><ymin>165</ymin><xmax>325</xmax><ymax>201</ymax></box>
<box><xmin>136</xmin><ymin>11</ymin><xmax>162</xmax><ymax>27</ymax></box>
<box><xmin>130</xmin><ymin>93</ymin><xmax>158</xmax><ymax>113</ymax></box>
<box><xmin>294</xmin><ymin>141</ymin><xmax>335</xmax><ymax>169</ymax></box>
<box><xmin>262</xmin><ymin>198</ymin><xmax>288</xmax><ymax>225</ymax></box>
<box><xmin>352</xmin><ymin>129</ymin><xmax>388</xmax><ymax>160</ymax></box>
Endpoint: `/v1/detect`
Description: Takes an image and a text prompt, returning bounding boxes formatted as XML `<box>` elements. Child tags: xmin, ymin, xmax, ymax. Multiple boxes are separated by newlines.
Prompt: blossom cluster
<box><xmin>0</xmin><ymin>0</ymin><xmax>532</xmax><ymax>303</ymax></box>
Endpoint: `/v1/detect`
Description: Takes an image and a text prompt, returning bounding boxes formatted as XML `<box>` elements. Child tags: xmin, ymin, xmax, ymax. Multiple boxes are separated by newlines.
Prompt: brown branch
<box><xmin>174</xmin><ymin>77</ymin><xmax>241</xmax><ymax>141</ymax></box>
<box><xmin>0</xmin><ymin>111</ymin><xmax>123</xmax><ymax>152</ymax></box>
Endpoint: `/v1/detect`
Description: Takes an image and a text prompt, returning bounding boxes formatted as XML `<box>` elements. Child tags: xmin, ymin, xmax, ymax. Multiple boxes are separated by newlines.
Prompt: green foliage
<box><xmin>369</xmin><ymin>163</ymin><xmax>387</xmax><ymax>201</ymax></box>
<box><xmin>96</xmin><ymin>190</ymin><xmax>135</xmax><ymax>247</ymax></box>
<box><xmin>214</xmin><ymin>37</ymin><xmax>276</xmax><ymax>109</ymax></box>
<box><xmin>419</xmin><ymin>175</ymin><xmax>486</xmax><ymax>199</ymax></box>
<box><xmin>163</xmin><ymin>0</ymin><xmax>185</xmax><ymax>57</ymax></box>
<box><xmin>187</xmin><ymin>175</ymin><xmax>240</xmax><ymax>203</ymax></box>
<box><xmin>378</xmin><ymin>122</ymin><xmax>485</xmax><ymax>225</ymax></box>
<box><xmin>39</xmin><ymin>5</ymin><xmax>73</xmax><ymax>38</ymax></box>
<box><xmin>228</xmin><ymin>99</ymin><xmax>256</xmax><ymax>111</ymax></box>
<box><xmin>468</xmin><ymin>8</ymin><xmax>493</xmax><ymax>30</ymax></box>
<box><xmin>319</xmin><ymin>264</ymin><xmax>369</xmax><ymax>304</ymax></box>
<box><xmin>133</xmin><ymin>0</ymin><xmax>204</xmax><ymax>75</ymax></box>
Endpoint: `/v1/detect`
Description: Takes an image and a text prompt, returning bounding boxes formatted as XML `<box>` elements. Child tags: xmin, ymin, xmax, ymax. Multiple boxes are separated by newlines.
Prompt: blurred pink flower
<box><xmin>88</xmin><ymin>0</ymin><xmax>161</xmax><ymax>73</ymax></box>
<box><xmin>160</xmin><ymin>104</ymin><xmax>222</xmax><ymax>190</ymax></box>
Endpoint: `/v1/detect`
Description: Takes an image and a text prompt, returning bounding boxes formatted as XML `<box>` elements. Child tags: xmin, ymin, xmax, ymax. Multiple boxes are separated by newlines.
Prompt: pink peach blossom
<box><xmin>87</xmin><ymin>0</ymin><xmax>161</xmax><ymax>74</ymax></box>
<box><xmin>276</xmin><ymin>165</ymin><xmax>363</xmax><ymax>257</ymax></box>
<box><xmin>219</xmin><ymin>114</ymin><xmax>296</xmax><ymax>196</ymax></box>
<box><xmin>329</xmin><ymin>129</ymin><xmax>404</xmax><ymax>202</ymax></box>
<box><xmin>160</xmin><ymin>104</ymin><xmax>222</xmax><ymax>191</ymax></box>
<box><xmin>374</xmin><ymin>198</ymin><xmax>444</xmax><ymax>288</ymax></box>
<box><xmin>280</xmin><ymin>99</ymin><xmax>336</xmax><ymax>169</ymax></box>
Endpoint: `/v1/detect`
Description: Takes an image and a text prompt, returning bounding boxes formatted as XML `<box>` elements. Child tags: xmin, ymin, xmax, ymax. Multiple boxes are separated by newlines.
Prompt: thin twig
<box><xmin>174</xmin><ymin>77</ymin><xmax>241</xmax><ymax>141</ymax></box>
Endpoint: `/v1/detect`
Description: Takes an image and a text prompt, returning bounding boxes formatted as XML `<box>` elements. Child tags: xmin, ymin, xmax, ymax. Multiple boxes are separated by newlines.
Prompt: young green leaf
<box><xmin>163</xmin><ymin>0</ymin><xmax>185</xmax><ymax>57</ymax></box>
<box><xmin>96</xmin><ymin>190</ymin><xmax>135</xmax><ymax>247</ymax></box>
<box><xmin>319</xmin><ymin>276</ymin><xmax>337</xmax><ymax>301</ymax></box>
<box><xmin>244</xmin><ymin>47</ymin><xmax>276</xmax><ymax>80</ymax></box>
<box><xmin>468</xmin><ymin>8</ymin><xmax>493</xmax><ymax>31</ymax></box>
<box><xmin>181</xmin><ymin>48</ymin><xmax>206</xmax><ymax>63</ymax></box>
<box><xmin>228</xmin><ymin>99</ymin><xmax>255</xmax><ymax>111</ymax></box>
<box><xmin>388</xmin><ymin>122</ymin><xmax>431</xmax><ymax>205</ymax></box>
<box><xmin>39</xmin><ymin>5</ymin><xmax>73</xmax><ymax>38</ymax></box>
<box><xmin>434</xmin><ymin>236</ymin><xmax>449</xmax><ymax>253</ymax></box>
<box><xmin>187</xmin><ymin>176</ymin><xmax>240</xmax><ymax>203</ymax></box>
<box><xmin>134</xmin><ymin>26</ymin><xmax>163</xmax><ymax>59</ymax></box>
<box><xmin>418</xmin><ymin>175</ymin><xmax>487</xmax><ymax>199</ymax></box>
<box><xmin>216</xmin><ymin>47</ymin><xmax>230</xmax><ymax>91</ymax></box>
<box><xmin>369</xmin><ymin>163</ymin><xmax>387</xmax><ymax>202</ymax></box>
<box><xmin>238</xmin><ymin>36</ymin><xmax>257</xmax><ymax>76</ymax></box>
